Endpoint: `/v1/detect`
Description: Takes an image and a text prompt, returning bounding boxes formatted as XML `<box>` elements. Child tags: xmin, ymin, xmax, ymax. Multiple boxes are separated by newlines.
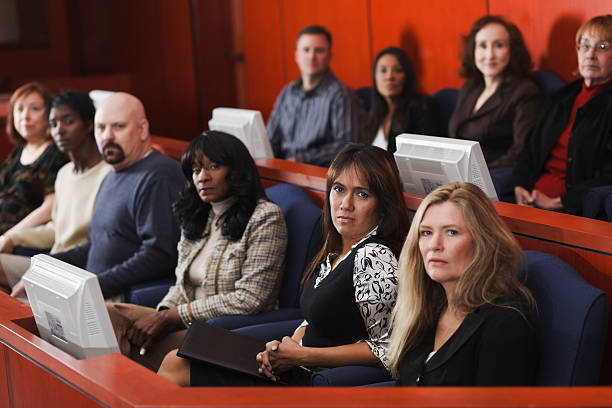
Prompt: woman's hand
<box><xmin>256</xmin><ymin>337</ymin><xmax>307</xmax><ymax>381</ymax></box>
<box><xmin>0</xmin><ymin>236</ymin><xmax>14</xmax><ymax>254</ymax></box>
<box><xmin>514</xmin><ymin>186</ymin><xmax>534</xmax><ymax>207</ymax></box>
<box><xmin>126</xmin><ymin>308</ymin><xmax>182</xmax><ymax>351</ymax></box>
<box><xmin>256</xmin><ymin>340</ymin><xmax>280</xmax><ymax>381</ymax></box>
<box><xmin>530</xmin><ymin>190</ymin><xmax>563</xmax><ymax>210</ymax></box>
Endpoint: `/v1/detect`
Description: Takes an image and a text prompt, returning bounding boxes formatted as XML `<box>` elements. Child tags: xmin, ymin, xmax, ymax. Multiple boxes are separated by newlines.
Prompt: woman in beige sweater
<box><xmin>0</xmin><ymin>90</ymin><xmax>110</xmax><ymax>298</ymax></box>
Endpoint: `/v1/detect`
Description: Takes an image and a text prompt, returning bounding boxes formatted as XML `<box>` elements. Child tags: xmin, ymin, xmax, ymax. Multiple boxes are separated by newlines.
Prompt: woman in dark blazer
<box><xmin>449</xmin><ymin>15</ymin><xmax>541</xmax><ymax>168</ymax></box>
<box><xmin>388</xmin><ymin>182</ymin><xmax>538</xmax><ymax>386</ymax></box>
<box><xmin>363</xmin><ymin>47</ymin><xmax>445</xmax><ymax>154</ymax></box>
<box><xmin>513</xmin><ymin>15</ymin><xmax>612</xmax><ymax>215</ymax></box>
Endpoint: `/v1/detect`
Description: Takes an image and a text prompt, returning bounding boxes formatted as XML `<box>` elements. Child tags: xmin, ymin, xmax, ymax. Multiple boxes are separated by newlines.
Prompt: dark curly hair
<box><xmin>50</xmin><ymin>89</ymin><xmax>96</xmax><ymax>139</ymax></box>
<box><xmin>173</xmin><ymin>131</ymin><xmax>266</xmax><ymax>241</ymax></box>
<box><xmin>459</xmin><ymin>15</ymin><xmax>533</xmax><ymax>84</ymax></box>
<box><xmin>363</xmin><ymin>47</ymin><xmax>429</xmax><ymax>144</ymax></box>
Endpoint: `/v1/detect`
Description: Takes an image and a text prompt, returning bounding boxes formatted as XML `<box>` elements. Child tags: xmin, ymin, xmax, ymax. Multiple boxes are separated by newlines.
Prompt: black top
<box><xmin>397</xmin><ymin>303</ymin><xmax>538</xmax><ymax>386</ymax></box>
<box><xmin>511</xmin><ymin>79</ymin><xmax>612</xmax><ymax>214</ymax></box>
<box><xmin>387</xmin><ymin>95</ymin><xmax>446</xmax><ymax>154</ymax></box>
<box><xmin>300</xmin><ymin>236</ymin><xmax>393</xmax><ymax>348</ymax></box>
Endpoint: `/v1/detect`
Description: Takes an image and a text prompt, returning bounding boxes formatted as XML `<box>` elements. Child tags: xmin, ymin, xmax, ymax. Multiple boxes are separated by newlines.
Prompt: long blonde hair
<box><xmin>387</xmin><ymin>182</ymin><xmax>535</xmax><ymax>377</ymax></box>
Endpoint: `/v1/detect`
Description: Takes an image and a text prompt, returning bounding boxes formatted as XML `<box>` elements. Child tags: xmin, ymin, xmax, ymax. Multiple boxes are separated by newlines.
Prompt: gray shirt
<box><xmin>266</xmin><ymin>70</ymin><xmax>361</xmax><ymax>167</ymax></box>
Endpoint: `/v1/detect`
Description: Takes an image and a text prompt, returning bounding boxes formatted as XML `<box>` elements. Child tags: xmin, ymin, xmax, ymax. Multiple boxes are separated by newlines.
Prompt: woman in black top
<box><xmin>362</xmin><ymin>47</ymin><xmax>445</xmax><ymax>153</ymax></box>
<box><xmin>157</xmin><ymin>144</ymin><xmax>411</xmax><ymax>386</ymax></box>
<box><xmin>388</xmin><ymin>182</ymin><xmax>538</xmax><ymax>386</ymax></box>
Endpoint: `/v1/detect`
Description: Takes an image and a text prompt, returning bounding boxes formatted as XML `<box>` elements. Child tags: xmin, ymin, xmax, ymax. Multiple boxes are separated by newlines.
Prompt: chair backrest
<box><xmin>532</xmin><ymin>70</ymin><xmax>566</xmax><ymax>94</ymax></box>
<box><xmin>265</xmin><ymin>184</ymin><xmax>323</xmax><ymax>308</ymax></box>
<box><xmin>431</xmin><ymin>88</ymin><xmax>459</xmax><ymax>124</ymax></box>
<box><xmin>355</xmin><ymin>86</ymin><xmax>373</xmax><ymax>113</ymax></box>
<box><xmin>521</xmin><ymin>250</ymin><xmax>608</xmax><ymax>385</ymax></box>
<box><xmin>606</xmin><ymin>191</ymin><xmax>612</xmax><ymax>222</ymax></box>
<box><xmin>582</xmin><ymin>185</ymin><xmax>612</xmax><ymax>220</ymax></box>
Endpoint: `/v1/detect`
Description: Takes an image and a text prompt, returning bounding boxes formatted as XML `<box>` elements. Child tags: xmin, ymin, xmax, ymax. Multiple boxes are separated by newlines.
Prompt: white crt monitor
<box><xmin>23</xmin><ymin>255</ymin><xmax>119</xmax><ymax>359</ymax></box>
<box><xmin>208</xmin><ymin>107</ymin><xmax>274</xmax><ymax>159</ymax></box>
<box><xmin>393</xmin><ymin>133</ymin><xmax>498</xmax><ymax>201</ymax></box>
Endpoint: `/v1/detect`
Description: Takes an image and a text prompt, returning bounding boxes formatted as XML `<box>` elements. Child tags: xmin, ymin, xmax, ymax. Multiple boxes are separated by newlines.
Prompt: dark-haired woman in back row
<box><xmin>107</xmin><ymin>130</ymin><xmax>287</xmax><ymax>372</ymax></box>
<box><xmin>363</xmin><ymin>47</ymin><xmax>445</xmax><ymax>153</ymax></box>
<box><xmin>449</xmin><ymin>15</ymin><xmax>541</xmax><ymax>168</ymax></box>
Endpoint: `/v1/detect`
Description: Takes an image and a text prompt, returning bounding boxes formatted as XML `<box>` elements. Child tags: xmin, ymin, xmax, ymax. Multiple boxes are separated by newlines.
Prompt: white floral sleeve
<box><xmin>353</xmin><ymin>242</ymin><xmax>398</xmax><ymax>369</ymax></box>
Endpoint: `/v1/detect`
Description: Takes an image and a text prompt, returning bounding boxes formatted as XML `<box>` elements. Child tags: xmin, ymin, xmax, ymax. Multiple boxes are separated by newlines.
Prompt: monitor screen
<box><xmin>208</xmin><ymin>108</ymin><xmax>273</xmax><ymax>159</ymax></box>
<box><xmin>23</xmin><ymin>255</ymin><xmax>119</xmax><ymax>359</ymax></box>
<box><xmin>393</xmin><ymin>133</ymin><xmax>498</xmax><ymax>201</ymax></box>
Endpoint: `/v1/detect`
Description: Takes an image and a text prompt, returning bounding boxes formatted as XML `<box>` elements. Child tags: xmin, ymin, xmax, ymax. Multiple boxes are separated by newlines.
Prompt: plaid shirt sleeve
<box><xmin>177</xmin><ymin>201</ymin><xmax>288</xmax><ymax>324</ymax></box>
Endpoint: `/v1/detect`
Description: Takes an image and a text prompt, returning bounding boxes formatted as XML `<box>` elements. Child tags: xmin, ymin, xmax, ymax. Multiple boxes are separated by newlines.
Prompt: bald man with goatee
<box><xmin>53</xmin><ymin>92</ymin><xmax>184</xmax><ymax>300</ymax></box>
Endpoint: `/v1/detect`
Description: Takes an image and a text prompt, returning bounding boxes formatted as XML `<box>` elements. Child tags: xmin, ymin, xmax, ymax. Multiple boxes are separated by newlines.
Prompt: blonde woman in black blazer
<box><xmin>388</xmin><ymin>182</ymin><xmax>538</xmax><ymax>386</ymax></box>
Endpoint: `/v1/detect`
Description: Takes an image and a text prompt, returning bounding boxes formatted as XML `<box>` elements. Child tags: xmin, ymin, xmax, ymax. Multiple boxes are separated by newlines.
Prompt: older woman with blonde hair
<box><xmin>389</xmin><ymin>182</ymin><xmax>537</xmax><ymax>386</ymax></box>
<box><xmin>513</xmin><ymin>15</ymin><xmax>612</xmax><ymax>215</ymax></box>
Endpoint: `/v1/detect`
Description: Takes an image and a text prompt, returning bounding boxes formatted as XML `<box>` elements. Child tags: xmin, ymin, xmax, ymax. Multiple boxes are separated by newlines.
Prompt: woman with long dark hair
<box><xmin>449</xmin><ymin>15</ymin><xmax>541</xmax><ymax>168</ymax></box>
<box><xmin>107</xmin><ymin>130</ymin><xmax>287</xmax><ymax>372</ymax></box>
<box><xmin>157</xmin><ymin>144</ymin><xmax>411</xmax><ymax>386</ymax></box>
<box><xmin>363</xmin><ymin>46</ymin><xmax>445</xmax><ymax>153</ymax></box>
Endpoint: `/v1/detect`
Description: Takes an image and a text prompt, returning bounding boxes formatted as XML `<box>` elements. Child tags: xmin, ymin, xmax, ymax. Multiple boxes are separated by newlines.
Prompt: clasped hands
<box><xmin>126</xmin><ymin>308</ymin><xmax>182</xmax><ymax>354</ymax></box>
<box><xmin>256</xmin><ymin>336</ymin><xmax>304</xmax><ymax>382</ymax></box>
<box><xmin>514</xmin><ymin>186</ymin><xmax>563</xmax><ymax>210</ymax></box>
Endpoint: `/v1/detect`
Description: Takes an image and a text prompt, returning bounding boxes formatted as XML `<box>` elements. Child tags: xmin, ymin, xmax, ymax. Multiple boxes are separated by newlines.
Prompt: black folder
<box><xmin>177</xmin><ymin>321</ymin><xmax>267</xmax><ymax>380</ymax></box>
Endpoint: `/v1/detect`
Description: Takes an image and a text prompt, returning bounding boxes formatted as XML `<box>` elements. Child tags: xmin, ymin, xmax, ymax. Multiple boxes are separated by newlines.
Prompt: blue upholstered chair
<box><xmin>125</xmin><ymin>276</ymin><xmax>175</xmax><ymax>307</ymax></box>
<box><xmin>606</xmin><ymin>191</ymin><xmax>612</xmax><ymax>222</ymax></box>
<box><xmin>521</xmin><ymin>250</ymin><xmax>608</xmax><ymax>385</ymax></box>
<box><xmin>582</xmin><ymin>185</ymin><xmax>612</xmax><ymax>220</ymax></box>
<box><xmin>375</xmin><ymin>250</ymin><xmax>608</xmax><ymax>387</ymax></box>
<box><xmin>431</xmin><ymin>88</ymin><xmax>459</xmax><ymax>125</ymax></box>
<box><xmin>355</xmin><ymin>86</ymin><xmax>372</xmax><ymax>113</ymax></box>
<box><xmin>532</xmin><ymin>70</ymin><xmax>566</xmax><ymax>94</ymax></box>
<box><xmin>489</xmin><ymin>166</ymin><xmax>514</xmax><ymax>199</ymax></box>
<box><xmin>207</xmin><ymin>183</ymin><xmax>323</xmax><ymax>330</ymax></box>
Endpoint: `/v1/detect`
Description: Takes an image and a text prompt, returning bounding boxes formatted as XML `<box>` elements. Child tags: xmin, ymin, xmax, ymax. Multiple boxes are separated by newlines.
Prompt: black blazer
<box><xmin>512</xmin><ymin>79</ymin><xmax>612</xmax><ymax>214</ymax></box>
<box><xmin>397</xmin><ymin>304</ymin><xmax>538</xmax><ymax>386</ymax></box>
<box><xmin>449</xmin><ymin>78</ymin><xmax>541</xmax><ymax>168</ymax></box>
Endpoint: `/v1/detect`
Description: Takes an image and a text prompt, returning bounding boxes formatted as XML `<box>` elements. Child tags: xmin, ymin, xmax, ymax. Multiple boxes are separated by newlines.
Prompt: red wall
<box><xmin>1</xmin><ymin>1</ymin><xmax>610</xmax><ymax>142</ymax></box>
<box><xmin>239</xmin><ymin>0</ymin><xmax>611</xmax><ymax>121</ymax></box>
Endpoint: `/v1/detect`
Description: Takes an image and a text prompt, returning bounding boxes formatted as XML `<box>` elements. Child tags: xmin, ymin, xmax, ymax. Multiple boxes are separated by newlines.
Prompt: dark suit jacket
<box><xmin>397</xmin><ymin>304</ymin><xmax>538</xmax><ymax>386</ymax></box>
<box><xmin>449</xmin><ymin>78</ymin><xmax>541</xmax><ymax>168</ymax></box>
<box><xmin>512</xmin><ymin>79</ymin><xmax>612</xmax><ymax>215</ymax></box>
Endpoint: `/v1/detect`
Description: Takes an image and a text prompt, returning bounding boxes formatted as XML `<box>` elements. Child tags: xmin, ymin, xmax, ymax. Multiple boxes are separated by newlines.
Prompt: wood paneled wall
<box><xmin>0</xmin><ymin>1</ymin><xmax>610</xmax><ymax>144</ymax></box>
<box><xmin>239</xmin><ymin>0</ymin><xmax>611</xmax><ymax>120</ymax></box>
